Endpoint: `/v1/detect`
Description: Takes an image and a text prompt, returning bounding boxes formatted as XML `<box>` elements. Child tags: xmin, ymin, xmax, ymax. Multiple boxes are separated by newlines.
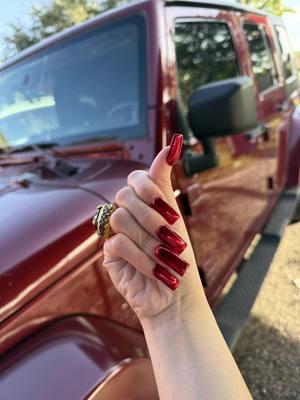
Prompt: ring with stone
<box><xmin>92</xmin><ymin>203</ymin><xmax>116</xmax><ymax>239</ymax></box>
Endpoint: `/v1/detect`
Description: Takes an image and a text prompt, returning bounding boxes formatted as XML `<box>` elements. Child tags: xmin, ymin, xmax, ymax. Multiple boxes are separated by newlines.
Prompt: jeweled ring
<box><xmin>92</xmin><ymin>203</ymin><xmax>116</xmax><ymax>239</ymax></box>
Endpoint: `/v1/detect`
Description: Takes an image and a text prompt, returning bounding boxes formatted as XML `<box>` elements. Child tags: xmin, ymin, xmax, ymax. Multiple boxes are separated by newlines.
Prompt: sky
<box><xmin>0</xmin><ymin>0</ymin><xmax>300</xmax><ymax>58</ymax></box>
<box><xmin>282</xmin><ymin>0</ymin><xmax>300</xmax><ymax>50</ymax></box>
<box><xmin>0</xmin><ymin>0</ymin><xmax>50</xmax><ymax>59</ymax></box>
<box><xmin>0</xmin><ymin>0</ymin><xmax>49</xmax><ymax>34</ymax></box>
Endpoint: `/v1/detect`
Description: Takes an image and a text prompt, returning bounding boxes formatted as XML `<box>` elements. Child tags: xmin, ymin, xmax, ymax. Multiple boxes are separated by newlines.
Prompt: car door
<box><xmin>165</xmin><ymin>5</ymin><xmax>273</xmax><ymax>304</ymax></box>
<box><xmin>241</xmin><ymin>15</ymin><xmax>291</xmax><ymax>196</ymax></box>
<box><xmin>271</xmin><ymin>21</ymin><xmax>299</xmax><ymax>189</ymax></box>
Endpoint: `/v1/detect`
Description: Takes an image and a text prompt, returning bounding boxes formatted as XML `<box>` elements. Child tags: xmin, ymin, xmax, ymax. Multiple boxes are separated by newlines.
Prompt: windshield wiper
<box><xmin>1</xmin><ymin>141</ymin><xmax>58</xmax><ymax>154</ymax></box>
<box><xmin>0</xmin><ymin>134</ymin><xmax>119</xmax><ymax>153</ymax></box>
<box><xmin>69</xmin><ymin>135</ymin><xmax>118</xmax><ymax>146</ymax></box>
<box><xmin>32</xmin><ymin>144</ymin><xmax>78</xmax><ymax>176</ymax></box>
<box><xmin>1</xmin><ymin>142</ymin><xmax>78</xmax><ymax>176</ymax></box>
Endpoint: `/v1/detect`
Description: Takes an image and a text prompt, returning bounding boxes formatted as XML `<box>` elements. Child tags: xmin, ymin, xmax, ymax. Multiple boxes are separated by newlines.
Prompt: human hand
<box><xmin>103</xmin><ymin>134</ymin><xmax>205</xmax><ymax>320</ymax></box>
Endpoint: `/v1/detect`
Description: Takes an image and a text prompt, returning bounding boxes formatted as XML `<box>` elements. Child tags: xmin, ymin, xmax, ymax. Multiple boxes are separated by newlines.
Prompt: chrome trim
<box><xmin>86</xmin><ymin>358</ymin><xmax>136</xmax><ymax>400</ymax></box>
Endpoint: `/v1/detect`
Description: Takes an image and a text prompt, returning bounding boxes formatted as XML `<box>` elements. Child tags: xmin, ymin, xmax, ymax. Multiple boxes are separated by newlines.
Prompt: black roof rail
<box><xmin>165</xmin><ymin>0</ymin><xmax>272</xmax><ymax>17</ymax></box>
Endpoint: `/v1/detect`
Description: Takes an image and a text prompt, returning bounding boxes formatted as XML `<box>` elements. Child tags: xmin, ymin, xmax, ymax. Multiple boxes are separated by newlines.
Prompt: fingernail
<box><xmin>166</xmin><ymin>134</ymin><xmax>183</xmax><ymax>166</ymax></box>
<box><xmin>153</xmin><ymin>265</ymin><xmax>179</xmax><ymax>290</ymax></box>
<box><xmin>157</xmin><ymin>225</ymin><xmax>187</xmax><ymax>254</ymax></box>
<box><xmin>151</xmin><ymin>197</ymin><xmax>180</xmax><ymax>225</ymax></box>
<box><xmin>155</xmin><ymin>245</ymin><xmax>189</xmax><ymax>276</ymax></box>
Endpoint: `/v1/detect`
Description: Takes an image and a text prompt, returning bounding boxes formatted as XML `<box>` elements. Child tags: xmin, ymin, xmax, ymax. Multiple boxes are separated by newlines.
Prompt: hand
<box><xmin>103</xmin><ymin>134</ymin><xmax>205</xmax><ymax>320</ymax></box>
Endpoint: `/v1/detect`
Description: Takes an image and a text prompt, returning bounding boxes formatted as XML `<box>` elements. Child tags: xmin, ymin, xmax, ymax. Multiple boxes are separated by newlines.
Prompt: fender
<box><xmin>286</xmin><ymin>106</ymin><xmax>300</xmax><ymax>188</ymax></box>
<box><xmin>0</xmin><ymin>315</ymin><xmax>158</xmax><ymax>400</ymax></box>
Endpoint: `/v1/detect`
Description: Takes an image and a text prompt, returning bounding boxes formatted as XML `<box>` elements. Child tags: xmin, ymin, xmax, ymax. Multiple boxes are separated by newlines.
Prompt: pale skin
<box><xmin>103</xmin><ymin>144</ymin><xmax>253</xmax><ymax>400</ymax></box>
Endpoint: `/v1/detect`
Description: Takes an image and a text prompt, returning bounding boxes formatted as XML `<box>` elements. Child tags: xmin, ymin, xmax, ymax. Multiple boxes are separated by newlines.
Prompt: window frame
<box><xmin>274</xmin><ymin>24</ymin><xmax>297</xmax><ymax>84</ymax></box>
<box><xmin>243</xmin><ymin>21</ymin><xmax>280</xmax><ymax>95</ymax></box>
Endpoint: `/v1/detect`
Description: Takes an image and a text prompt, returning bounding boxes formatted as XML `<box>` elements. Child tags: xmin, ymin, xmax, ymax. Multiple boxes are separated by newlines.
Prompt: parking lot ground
<box><xmin>234</xmin><ymin>222</ymin><xmax>300</xmax><ymax>400</ymax></box>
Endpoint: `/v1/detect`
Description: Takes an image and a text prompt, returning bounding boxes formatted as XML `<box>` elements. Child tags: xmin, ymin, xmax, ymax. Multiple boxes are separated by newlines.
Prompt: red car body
<box><xmin>0</xmin><ymin>0</ymin><xmax>299</xmax><ymax>398</ymax></box>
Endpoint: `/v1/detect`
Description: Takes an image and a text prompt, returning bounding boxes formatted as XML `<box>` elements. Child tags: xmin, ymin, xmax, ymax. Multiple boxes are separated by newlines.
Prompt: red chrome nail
<box><xmin>155</xmin><ymin>245</ymin><xmax>189</xmax><ymax>276</ymax></box>
<box><xmin>166</xmin><ymin>134</ymin><xmax>183</xmax><ymax>166</ymax></box>
<box><xmin>157</xmin><ymin>225</ymin><xmax>187</xmax><ymax>254</ymax></box>
<box><xmin>151</xmin><ymin>197</ymin><xmax>180</xmax><ymax>225</ymax></box>
<box><xmin>153</xmin><ymin>265</ymin><xmax>179</xmax><ymax>290</ymax></box>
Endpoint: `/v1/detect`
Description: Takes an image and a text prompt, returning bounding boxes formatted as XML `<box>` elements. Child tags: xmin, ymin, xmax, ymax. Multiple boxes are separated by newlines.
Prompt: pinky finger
<box><xmin>103</xmin><ymin>233</ymin><xmax>179</xmax><ymax>290</ymax></box>
<box><xmin>103</xmin><ymin>232</ymin><xmax>156</xmax><ymax>279</ymax></box>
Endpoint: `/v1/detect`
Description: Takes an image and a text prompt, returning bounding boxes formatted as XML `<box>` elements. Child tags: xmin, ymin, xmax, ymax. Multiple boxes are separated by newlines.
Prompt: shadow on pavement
<box><xmin>234</xmin><ymin>315</ymin><xmax>300</xmax><ymax>400</ymax></box>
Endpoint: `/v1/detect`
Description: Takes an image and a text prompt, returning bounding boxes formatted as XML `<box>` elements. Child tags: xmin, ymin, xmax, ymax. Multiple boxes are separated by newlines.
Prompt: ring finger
<box><xmin>110</xmin><ymin>207</ymin><xmax>189</xmax><ymax>276</ymax></box>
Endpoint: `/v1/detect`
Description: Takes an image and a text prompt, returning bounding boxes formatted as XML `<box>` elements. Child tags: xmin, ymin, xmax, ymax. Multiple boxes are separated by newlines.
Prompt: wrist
<box><xmin>140</xmin><ymin>289</ymin><xmax>211</xmax><ymax>332</ymax></box>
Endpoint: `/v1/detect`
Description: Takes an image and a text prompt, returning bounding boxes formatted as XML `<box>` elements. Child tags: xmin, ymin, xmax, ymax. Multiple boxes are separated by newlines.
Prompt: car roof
<box><xmin>166</xmin><ymin>0</ymin><xmax>268</xmax><ymax>15</ymax></box>
<box><xmin>0</xmin><ymin>0</ymin><xmax>283</xmax><ymax>71</ymax></box>
<box><xmin>165</xmin><ymin>0</ymin><xmax>284</xmax><ymax>25</ymax></box>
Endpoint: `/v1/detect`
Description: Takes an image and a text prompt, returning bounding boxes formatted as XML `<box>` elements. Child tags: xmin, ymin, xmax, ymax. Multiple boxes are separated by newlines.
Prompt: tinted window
<box><xmin>0</xmin><ymin>15</ymin><xmax>147</xmax><ymax>149</ymax></box>
<box><xmin>244</xmin><ymin>23</ymin><xmax>278</xmax><ymax>92</ymax></box>
<box><xmin>275</xmin><ymin>25</ymin><xmax>295</xmax><ymax>80</ymax></box>
<box><xmin>174</xmin><ymin>21</ymin><xmax>239</xmax><ymax>110</ymax></box>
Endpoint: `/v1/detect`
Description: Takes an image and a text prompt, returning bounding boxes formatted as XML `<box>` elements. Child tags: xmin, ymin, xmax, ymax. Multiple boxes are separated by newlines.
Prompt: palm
<box><xmin>104</xmin><ymin>256</ymin><xmax>175</xmax><ymax>318</ymax></box>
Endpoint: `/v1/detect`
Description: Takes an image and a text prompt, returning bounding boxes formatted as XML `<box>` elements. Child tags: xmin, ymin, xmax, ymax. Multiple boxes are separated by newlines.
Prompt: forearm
<box><xmin>141</xmin><ymin>294</ymin><xmax>252</xmax><ymax>400</ymax></box>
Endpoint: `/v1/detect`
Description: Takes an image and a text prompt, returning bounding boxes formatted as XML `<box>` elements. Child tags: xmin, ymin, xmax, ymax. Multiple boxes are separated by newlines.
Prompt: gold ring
<box><xmin>92</xmin><ymin>203</ymin><xmax>116</xmax><ymax>239</ymax></box>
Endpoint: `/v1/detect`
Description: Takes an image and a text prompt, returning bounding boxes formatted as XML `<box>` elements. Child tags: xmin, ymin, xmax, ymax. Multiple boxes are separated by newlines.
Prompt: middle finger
<box><xmin>115</xmin><ymin>186</ymin><xmax>187</xmax><ymax>254</ymax></box>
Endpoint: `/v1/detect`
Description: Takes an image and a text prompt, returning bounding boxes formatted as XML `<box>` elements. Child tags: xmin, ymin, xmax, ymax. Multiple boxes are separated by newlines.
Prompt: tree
<box><xmin>1</xmin><ymin>0</ymin><xmax>126</xmax><ymax>61</ymax></box>
<box><xmin>244</xmin><ymin>0</ymin><xmax>294</xmax><ymax>16</ymax></box>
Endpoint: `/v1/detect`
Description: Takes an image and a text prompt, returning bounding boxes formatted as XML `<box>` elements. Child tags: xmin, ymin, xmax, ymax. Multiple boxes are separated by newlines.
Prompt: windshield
<box><xmin>0</xmin><ymin>15</ymin><xmax>147</xmax><ymax>150</ymax></box>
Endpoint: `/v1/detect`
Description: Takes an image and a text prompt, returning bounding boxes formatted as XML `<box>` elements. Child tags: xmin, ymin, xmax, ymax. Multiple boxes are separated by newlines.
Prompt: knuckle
<box><xmin>140</xmin><ymin>232</ymin><xmax>154</xmax><ymax>252</ymax></box>
<box><xmin>109</xmin><ymin>207</ymin><xmax>127</xmax><ymax>231</ymax></box>
<box><xmin>138</xmin><ymin>205</ymin><xmax>153</xmax><ymax>228</ymax></box>
<box><xmin>115</xmin><ymin>186</ymin><xmax>132</xmax><ymax>205</ymax></box>
<box><xmin>104</xmin><ymin>235</ymin><xmax>118</xmax><ymax>256</ymax></box>
<box><xmin>157</xmin><ymin>175</ymin><xmax>173</xmax><ymax>191</ymax></box>
<box><xmin>109</xmin><ymin>232</ymin><xmax>127</xmax><ymax>254</ymax></box>
<box><xmin>127</xmin><ymin>169</ymin><xmax>147</xmax><ymax>185</ymax></box>
<box><xmin>128</xmin><ymin>171</ymin><xmax>155</xmax><ymax>199</ymax></box>
<box><xmin>103</xmin><ymin>239</ymin><xmax>111</xmax><ymax>254</ymax></box>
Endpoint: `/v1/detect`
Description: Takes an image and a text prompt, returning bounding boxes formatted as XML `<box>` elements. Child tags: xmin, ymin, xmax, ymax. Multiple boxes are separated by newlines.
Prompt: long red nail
<box><xmin>151</xmin><ymin>197</ymin><xmax>180</xmax><ymax>225</ymax></box>
<box><xmin>157</xmin><ymin>225</ymin><xmax>187</xmax><ymax>254</ymax></box>
<box><xmin>153</xmin><ymin>265</ymin><xmax>179</xmax><ymax>290</ymax></box>
<box><xmin>166</xmin><ymin>134</ymin><xmax>183</xmax><ymax>166</ymax></box>
<box><xmin>155</xmin><ymin>245</ymin><xmax>189</xmax><ymax>276</ymax></box>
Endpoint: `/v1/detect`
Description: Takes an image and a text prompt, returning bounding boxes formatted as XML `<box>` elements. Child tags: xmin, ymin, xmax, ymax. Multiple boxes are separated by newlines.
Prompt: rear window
<box><xmin>275</xmin><ymin>25</ymin><xmax>295</xmax><ymax>80</ymax></box>
<box><xmin>244</xmin><ymin>23</ymin><xmax>278</xmax><ymax>92</ymax></box>
<box><xmin>174</xmin><ymin>21</ymin><xmax>239</xmax><ymax>110</ymax></box>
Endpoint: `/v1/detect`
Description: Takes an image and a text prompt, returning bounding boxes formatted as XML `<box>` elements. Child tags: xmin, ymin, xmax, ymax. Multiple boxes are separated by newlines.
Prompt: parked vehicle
<box><xmin>0</xmin><ymin>0</ymin><xmax>299</xmax><ymax>398</ymax></box>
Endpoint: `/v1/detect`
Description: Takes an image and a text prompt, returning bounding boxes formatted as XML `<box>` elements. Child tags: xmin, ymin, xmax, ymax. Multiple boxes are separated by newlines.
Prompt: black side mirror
<box><xmin>188</xmin><ymin>77</ymin><xmax>257</xmax><ymax>138</ymax></box>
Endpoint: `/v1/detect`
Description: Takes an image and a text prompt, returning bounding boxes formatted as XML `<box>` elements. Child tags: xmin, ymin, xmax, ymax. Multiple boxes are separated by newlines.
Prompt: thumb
<box><xmin>149</xmin><ymin>134</ymin><xmax>183</xmax><ymax>190</ymax></box>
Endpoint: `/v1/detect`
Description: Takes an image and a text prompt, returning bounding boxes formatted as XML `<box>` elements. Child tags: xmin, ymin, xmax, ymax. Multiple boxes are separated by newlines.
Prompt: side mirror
<box><xmin>188</xmin><ymin>77</ymin><xmax>257</xmax><ymax>138</ymax></box>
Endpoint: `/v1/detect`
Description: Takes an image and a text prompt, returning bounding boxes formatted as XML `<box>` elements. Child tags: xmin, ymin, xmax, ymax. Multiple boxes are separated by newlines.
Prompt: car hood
<box><xmin>0</xmin><ymin>157</ymin><xmax>147</xmax><ymax>323</ymax></box>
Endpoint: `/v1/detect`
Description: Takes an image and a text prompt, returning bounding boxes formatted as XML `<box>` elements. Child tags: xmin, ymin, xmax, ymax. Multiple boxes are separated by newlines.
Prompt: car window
<box><xmin>0</xmin><ymin>15</ymin><xmax>147</xmax><ymax>149</ymax></box>
<box><xmin>174</xmin><ymin>21</ymin><xmax>239</xmax><ymax>111</ymax></box>
<box><xmin>275</xmin><ymin>25</ymin><xmax>295</xmax><ymax>80</ymax></box>
<box><xmin>244</xmin><ymin>23</ymin><xmax>278</xmax><ymax>93</ymax></box>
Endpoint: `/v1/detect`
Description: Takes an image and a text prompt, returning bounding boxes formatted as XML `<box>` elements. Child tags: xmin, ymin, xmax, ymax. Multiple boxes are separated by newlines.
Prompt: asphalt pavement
<box><xmin>234</xmin><ymin>222</ymin><xmax>300</xmax><ymax>400</ymax></box>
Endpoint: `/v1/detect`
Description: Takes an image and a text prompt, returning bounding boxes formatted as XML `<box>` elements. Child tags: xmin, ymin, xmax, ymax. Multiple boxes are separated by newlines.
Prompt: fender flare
<box><xmin>0</xmin><ymin>315</ymin><xmax>157</xmax><ymax>400</ymax></box>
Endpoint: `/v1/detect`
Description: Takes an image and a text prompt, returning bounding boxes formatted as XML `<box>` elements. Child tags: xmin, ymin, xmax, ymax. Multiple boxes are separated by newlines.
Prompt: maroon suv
<box><xmin>0</xmin><ymin>0</ymin><xmax>299</xmax><ymax>398</ymax></box>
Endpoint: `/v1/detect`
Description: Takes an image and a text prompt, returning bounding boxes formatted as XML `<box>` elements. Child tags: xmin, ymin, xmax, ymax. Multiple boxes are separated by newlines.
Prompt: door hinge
<box><xmin>267</xmin><ymin>176</ymin><xmax>274</xmax><ymax>190</ymax></box>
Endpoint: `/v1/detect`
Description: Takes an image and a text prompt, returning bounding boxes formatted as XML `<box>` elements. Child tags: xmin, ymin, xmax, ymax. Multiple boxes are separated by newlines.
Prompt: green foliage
<box><xmin>175</xmin><ymin>22</ymin><xmax>239</xmax><ymax>110</ymax></box>
<box><xmin>245</xmin><ymin>0</ymin><xmax>294</xmax><ymax>16</ymax></box>
<box><xmin>1</xmin><ymin>0</ymin><xmax>126</xmax><ymax>61</ymax></box>
<box><xmin>294</xmin><ymin>51</ymin><xmax>300</xmax><ymax>77</ymax></box>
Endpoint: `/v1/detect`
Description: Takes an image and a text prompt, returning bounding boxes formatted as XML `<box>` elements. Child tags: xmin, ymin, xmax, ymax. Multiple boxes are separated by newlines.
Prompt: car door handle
<box><xmin>276</xmin><ymin>99</ymin><xmax>292</xmax><ymax>112</ymax></box>
<box><xmin>245</xmin><ymin>124</ymin><xmax>268</xmax><ymax>142</ymax></box>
